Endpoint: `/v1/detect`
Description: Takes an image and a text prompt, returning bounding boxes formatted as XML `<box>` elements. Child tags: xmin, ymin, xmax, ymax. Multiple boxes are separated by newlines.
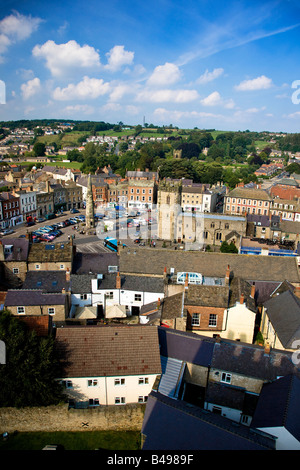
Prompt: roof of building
<box><xmin>0</xmin><ymin>238</ymin><xmax>29</xmax><ymax>261</ymax></box>
<box><xmin>185</xmin><ymin>284</ymin><xmax>230</xmax><ymax>308</ymax></box>
<box><xmin>119</xmin><ymin>247</ymin><xmax>300</xmax><ymax>283</ymax></box>
<box><xmin>22</xmin><ymin>270</ymin><xmax>70</xmax><ymax>293</ymax></box>
<box><xmin>55</xmin><ymin>324</ymin><xmax>161</xmax><ymax>378</ymax></box>
<box><xmin>227</xmin><ymin>187</ymin><xmax>272</xmax><ymax>201</ymax></box>
<box><xmin>70</xmin><ymin>274</ymin><xmax>95</xmax><ymax>293</ymax></box>
<box><xmin>4</xmin><ymin>289</ymin><xmax>66</xmax><ymax>306</ymax></box>
<box><xmin>158</xmin><ymin>326</ymin><xmax>215</xmax><ymax>368</ymax></box>
<box><xmin>18</xmin><ymin>315</ymin><xmax>52</xmax><ymax>336</ymax></box>
<box><xmin>263</xmin><ymin>289</ymin><xmax>300</xmax><ymax>349</ymax></box>
<box><xmin>141</xmin><ymin>391</ymin><xmax>276</xmax><ymax>450</ymax></box>
<box><xmin>94</xmin><ymin>273</ymin><xmax>165</xmax><ymax>293</ymax></box>
<box><xmin>72</xmin><ymin>251</ymin><xmax>118</xmax><ymax>274</ymax></box>
<box><xmin>28</xmin><ymin>241</ymin><xmax>73</xmax><ymax>263</ymax></box>
<box><xmin>211</xmin><ymin>339</ymin><xmax>300</xmax><ymax>381</ymax></box>
<box><xmin>251</xmin><ymin>374</ymin><xmax>300</xmax><ymax>441</ymax></box>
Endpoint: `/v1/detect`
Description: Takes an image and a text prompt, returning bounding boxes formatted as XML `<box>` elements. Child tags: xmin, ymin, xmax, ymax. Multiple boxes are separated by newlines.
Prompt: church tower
<box><xmin>85</xmin><ymin>174</ymin><xmax>95</xmax><ymax>229</ymax></box>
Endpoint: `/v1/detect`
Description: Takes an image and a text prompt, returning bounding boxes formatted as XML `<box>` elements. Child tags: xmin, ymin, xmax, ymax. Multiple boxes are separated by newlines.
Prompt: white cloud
<box><xmin>136</xmin><ymin>88</ymin><xmax>198</xmax><ymax>103</ymax></box>
<box><xmin>63</xmin><ymin>104</ymin><xmax>94</xmax><ymax>115</ymax></box>
<box><xmin>235</xmin><ymin>75</ymin><xmax>273</xmax><ymax>91</ymax></box>
<box><xmin>153</xmin><ymin>107</ymin><xmax>224</xmax><ymax>121</ymax></box>
<box><xmin>32</xmin><ymin>40</ymin><xmax>101</xmax><ymax>77</ymax></box>
<box><xmin>196</xmin><ymin>68</ymin><xmax>224</xmax><ymax>84</ymax></box>
<box><xmin>200</xmin><ymin>91</ymin><xmax>235</xmax><ymax>109</ymax></box>
<box><xmin>105</xmin><ymin>45</ymin><xmax>134</xmax><ymax>72</ymax></box>
<box><xmin>0</xmin><ymin>11</ymin><xmax>41</xmax><ymax>42</ymax></box>
<box><xmin>0</xmin><ymin>11</ymin><xmax>42</xmax><ymax>58</ymax></box>
<box><xmin>147</xmin><ymin>63</ymin><xmax>181</xmax><ymax>87</ymax></box>
<box><xmin>53</xmin><ymin>76</ymin><xmax>110</xmax><ymax>100</ymax></box>
<box><xmin>109</xmin><ymin>84</ymin><xmax>132</xmax><ymax>102</ymax></box>
<box><xmin>20</xmin><ymin>77</ymin><xmax>41</xmax><ymax>100</ymax></box>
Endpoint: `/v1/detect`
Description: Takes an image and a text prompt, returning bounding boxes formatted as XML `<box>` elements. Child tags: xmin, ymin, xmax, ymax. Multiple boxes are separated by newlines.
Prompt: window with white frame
<box><xmin>13</xmin><ymin>267</ymin><xmax>19</xmax><ymax>274</ymax></box>
<box><xmin>87</xmin><ymin>379</ymin><xmax>98</xmax><ymax>387</ymax></box>
<box><xmin>138</xmin><ymin>396</ymin><xmax>148</xmax><ymax>403</ymax></box>
<box><xmin>89</xmin><ymin>398</ymin><xmax>99</xmax><ymax>406</ymax></box>
<box><xmin>35</xmin><ymin>264</ymin><xmax>40</xmax><ymax>270</ymax></box>
<box><xmin>80</xmin><ymin>294</ymin><xmax>88</xmax><ymax>300</ymax></box>
<box><xmin>106</xmin><ymin>291</ymin><xmax>114</xmax><ymax>299</ymax></box>
<box><xmin>17</xmin><ymin>306</ymin><xmax>25</xmax><ymax>315</ymax></box>
<box><xmin>134</xmin><ymin>294</ymin><xmax>142</xmax><ymax>302</ymax></box>
<box><xmin>221</xmin><ymin>372</ymin><xmax>232</xmax><ymax>384</ymax></box>
<box><xmin>191</xmin><ymin>313</ymin><xmax>200</xmax><ymax>326</ymax></box>
<box><xmin>209</xmin><ymin>314</ymin><xmax>217</xmax><ymax>327</ymax></box>
<box><xmin>114</xmin><ymin>378</ymin><xmax>125</xmax><ymax>386</ymax></box>
<box><xmin>48</xmin><ymin>307</ymin><xmax>55</xmax><ymax>315</ymax></box>
<box><xmin>63</xmin><ymin>380</ymin><xmax>73</xmax><ymax>388</ymax></box>
<box><xmin>138</xmin><ymin>377</ymin><xmax>149</xmax><ymax>385</ymax></box>
<box><xmin>115</xmin><ymin>397</ymin><xmax>126</xmax><ymax>405</ymax></box>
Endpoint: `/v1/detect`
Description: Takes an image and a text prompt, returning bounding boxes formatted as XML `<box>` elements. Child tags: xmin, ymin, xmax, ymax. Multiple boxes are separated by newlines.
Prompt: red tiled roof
<box><xmin>270</xmin><ymin>186</ymin><xmax>300</xmax><ymax>201</ymax></box>
<box><xmin>55</xmin><ymin>325</ymin><xmax>161</xmax><ymax>378</ymax></box>
<box><xmin>19</xmin><ymin>315</ymin><xmax>52</xmax><ymax>336</ymax></box>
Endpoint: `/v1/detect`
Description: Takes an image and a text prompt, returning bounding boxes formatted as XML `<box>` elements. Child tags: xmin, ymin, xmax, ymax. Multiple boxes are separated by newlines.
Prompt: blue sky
<box><xmin>1</xmin><ymin>0</ymin><xmax>300</xmax><ymax>132</ymax></box>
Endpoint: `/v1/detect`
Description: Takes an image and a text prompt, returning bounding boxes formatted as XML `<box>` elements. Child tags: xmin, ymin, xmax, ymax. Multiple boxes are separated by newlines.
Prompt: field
<box><xmin>0</xmin><ymin>430</ymin><xmax>141</xmax><ymax>451</ymax></box>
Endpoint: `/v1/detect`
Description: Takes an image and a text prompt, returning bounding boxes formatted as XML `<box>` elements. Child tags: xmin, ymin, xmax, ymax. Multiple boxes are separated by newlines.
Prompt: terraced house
<box><xmin>224</xmin><ymin>186</ymin><xmax>272</xmax><ymax>217</ymax></box>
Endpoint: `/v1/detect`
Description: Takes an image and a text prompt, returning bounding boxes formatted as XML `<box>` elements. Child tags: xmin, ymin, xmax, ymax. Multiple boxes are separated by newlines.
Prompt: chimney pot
<box><xmin>240</xmin><ymin>293</ymin><xmax>245</xmax><ymax>304</ymax></box>
<box><xmin>116</xmin><ymin>272</ymin><xmax>121</xmax><ymax>289</ymax></box>
<box><xmin>251</xmin><ymin>284</ymin><xmax>255</xmax><ymax>298</ymax></box>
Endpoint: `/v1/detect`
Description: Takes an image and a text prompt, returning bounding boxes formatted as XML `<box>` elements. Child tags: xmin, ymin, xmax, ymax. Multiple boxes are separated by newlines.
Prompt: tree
<box><xmin>33</xmin><ymin>142</ymin><xmax>46</xmax><ymax>157</ymax></box>
<box><xmin>220</xmin><ymin>241</ymin><xmax>238</xmax><ymax>253</ymax></box>
<box><xmin>0</xmin><ymin>310</ymin><xmax>65</xmax><ymax>407</ymax></box>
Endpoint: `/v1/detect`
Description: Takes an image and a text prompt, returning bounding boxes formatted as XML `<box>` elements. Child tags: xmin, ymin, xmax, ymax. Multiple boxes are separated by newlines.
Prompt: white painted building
<box><xmin>55</xmin><ymin>325</ymin><xmax>161</xmax><ymax>408</ymax></box>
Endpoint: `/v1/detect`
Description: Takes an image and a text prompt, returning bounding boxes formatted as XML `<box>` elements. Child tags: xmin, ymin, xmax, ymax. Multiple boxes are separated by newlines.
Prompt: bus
<box><xmin>104</xmin><ymin>237</ymin><xmax>126</xmax><ymax>252</ymax></box>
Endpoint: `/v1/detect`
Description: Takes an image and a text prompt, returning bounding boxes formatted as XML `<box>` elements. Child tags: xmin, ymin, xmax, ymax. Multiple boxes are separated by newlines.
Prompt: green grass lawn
<box><xmin>0</xmin><ymin>430</ymin><xmax>141</xmax><ymax>451</ymax></box>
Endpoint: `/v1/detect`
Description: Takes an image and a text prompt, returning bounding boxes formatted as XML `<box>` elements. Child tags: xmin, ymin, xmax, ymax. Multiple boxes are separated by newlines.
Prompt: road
<box><xmin>0</xmin><ymin>209</ymin><xmax>160</xmax><ymax>253</ymax></box>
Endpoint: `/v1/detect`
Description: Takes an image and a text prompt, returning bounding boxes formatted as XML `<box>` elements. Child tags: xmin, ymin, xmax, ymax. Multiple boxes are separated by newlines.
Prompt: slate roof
<box><xmin>211</xmin><ymin>339</ymin><xmax>300</xmax><ymax>381</ymax></box>
<box><xmin>0</xmin><ymin>238</ymin><xmax>29</xmax><ymax>261</ymax></box>
<box><xmin>158</xmin><ymin>326</ymin><xmax>215</xmax><ymax>368</ymax></box>
<box><xmin>227</xmin><ymin>187</ymin><xmax>272</xmax><ymax>201</ymax></box>
<box><xmin>160</xmin><ymin>292</ymin><xmax>183</xmax><ymax>320</ymax></box>
<box><xmin>119</xmin><ymin>247</ymin><xmax>300</xmax><ymax>283</ymax></box>
<box><xmin>95</xmin><ymin>273</ymin><xmax>165</xmax><ymax>293</ymax></box>
<box><xmin>204</xmin><ymin>381</ymin><xmax>259</xmax><ymax>414</ymax></box>
<box><xmin>28</xmin><ymin>241</ymin><xmax>73</xmax><ymax>263</ymax></box>
<box><xmin>4</xmin><ymin>289</ymin><xmax>66</xmax><ymax>306</ymax></box>
<box><xmin>70</xmin><ymin>274</ymin><xmax>95</xmax><ymax>294</ymax></box>
<box><xmin>55</xmin><ymin>325</ymin><xmax>161</xmax><ymax>378</ymax></box>
<box><xmin>251</xmin><ymin>374</ymin><xmax>300</xmax><ymax>441</ymax></box>
<box><xmin>22</xmin><ymin>270</ymin><xmax>70</xmax><ymax>293</ymax></box>
<box><xmin>185</xmin><ymin>284</ymin><xmax>230</xmax><ymax>308</ymax></box>
<box><xmin>263</xmin><ymin>290</ymin><xmax>300</xmax><ymax>349</ymax></box>
<box><xmin>141</xmin><ymin>391</ymin><xmax>276</xmax><ymax>450</ymax></box>
<box><xmin>72</xmin><ymin>252</ymin><xmax>118</xmax><ymax>274</ymax></box>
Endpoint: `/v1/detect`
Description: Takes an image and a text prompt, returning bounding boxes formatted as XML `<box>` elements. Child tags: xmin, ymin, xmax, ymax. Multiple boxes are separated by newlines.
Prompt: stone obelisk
<box><xmin>85</xmin><ymin>173</ymin><xmax>95</xmax><ymax>230</ymax></box>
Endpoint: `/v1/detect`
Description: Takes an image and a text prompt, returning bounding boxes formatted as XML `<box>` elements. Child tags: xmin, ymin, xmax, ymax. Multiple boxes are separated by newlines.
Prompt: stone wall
<box><xmin>0</xmin><ymin>403</ymin><xmax>146</xmax><ymax>433</ymax></box>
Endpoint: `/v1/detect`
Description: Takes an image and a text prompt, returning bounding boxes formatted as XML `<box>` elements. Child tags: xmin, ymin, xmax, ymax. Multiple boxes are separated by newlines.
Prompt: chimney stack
<box><xmin>264</xmin><ymin>341</ymin><xmax>271</xmax><ymax>355</ymax></box>
<box><xmin>225</xmin><ymin>265</ymin><xmax>230</xmax><ymax>285</ymax></box>
<box><xmin>185</xmin><ymin>273</ymin><xmax>189</xmax><ymax>289</ymax></box>
<box><xmin>66</xmin><ymin>267</ymin><xmax>70</xmax><ymax>282</ymax></box>
<box><xmin>251</xmin><ymin>284</ymin><xmax>255</xmax><ymax>299</ymax></box>
<box><xmin>240</xmin><ymin>293</ymin><xmax>245</xmax><ymax>304</ymax></box>
<box><xmin>116</xmin><ymin>272</ymin><xmax>121</xmax><ymax>289</ymax></box>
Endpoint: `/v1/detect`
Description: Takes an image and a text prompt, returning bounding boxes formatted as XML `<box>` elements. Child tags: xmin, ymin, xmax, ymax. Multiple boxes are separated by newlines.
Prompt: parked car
<box><xmin>37</xmin><ymin>217</ymin><xmax>45</xmax><ymax>223</ymax></box>
<box><xmin>0</xmin><ymin>229</ymin><xmax>14</xmax><ymax>236</ymax></box>
<box><xmin>26</xmin><ymin>221</ymin><xmax>35</xmax><ymax>227</ymax></box>
<box><xmin>69</xmin><ymin>218</ymin><xmax>78</xmax><ymax>224</ymax></box>
<box><xmin>70</xmin><ymin>208</ymin><xmax>79</xmax><ymax>214</ymax></box>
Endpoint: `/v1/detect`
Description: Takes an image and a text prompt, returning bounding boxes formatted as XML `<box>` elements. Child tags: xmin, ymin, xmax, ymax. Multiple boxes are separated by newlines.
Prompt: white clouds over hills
<box><xmin>53</xmin><ymin>76</ymin><xmax>111</xmax><ymax>100</ymax></box>
<box><xmin>32</xmin><ymin>40</ymin><xmax>101</xmax><ymax>77</ymax></box>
